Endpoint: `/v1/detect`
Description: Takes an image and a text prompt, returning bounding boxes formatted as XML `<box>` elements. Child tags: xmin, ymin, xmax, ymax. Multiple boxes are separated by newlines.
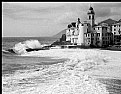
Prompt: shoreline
<box><xmin>2</xmin><ymin>48</ymin><xmax>121</xmax><ymax>94</ymax></box>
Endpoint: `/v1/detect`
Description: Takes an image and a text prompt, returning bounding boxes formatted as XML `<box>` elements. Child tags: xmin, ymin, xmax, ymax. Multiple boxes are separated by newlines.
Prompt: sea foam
<box><xmin>12</xmin><ymin>40</ymin><xmax>42</xmax><ymax>54</ymax></box>
<box><xmin>3</xmin><ymin>39</ymin><xmax>113</xmax><ymax>94</ymax></box>
<box><xmin>2</xmin><ymin>53</ymin><xmax>109</xmax><ymax>94</ymax></box>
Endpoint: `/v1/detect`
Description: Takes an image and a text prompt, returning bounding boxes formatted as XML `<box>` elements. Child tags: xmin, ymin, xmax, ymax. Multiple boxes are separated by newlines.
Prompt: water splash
<box><xmin>11</xmin><ymin>40</ymin><xmax>43</xmax><ymax>54</ymax></box>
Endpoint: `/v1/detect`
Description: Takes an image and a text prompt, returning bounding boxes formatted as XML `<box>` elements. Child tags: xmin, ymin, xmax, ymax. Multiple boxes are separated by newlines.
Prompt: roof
<box><xmin>71</xmin><ymin>22</ymin><xmax>76</xmax><ymax>27</ymax></box>
<box><xmin>89</xmin><ymin>6</ymin><xmax>94</xmax><ymax>10</ymax></box>
<box><xmin>117</xmin><ymin>19</ymin><xmax>121</xmax><ymax>23</ymax></box>
<box><xmin>98</xmin><ymin>18</ymin><xmax>117</xmax><ymax>26</ymax></box>
<box><xmin>114</xmin><ymin>19</ymin><xmax>121</xmax><ymax>24</ymax></box>
<box><xmin>68</xmin><ymin>24</ymin><xmax>72</xmax><ymax>28</ymax></box>
<box><xmin>94</xmin><ymin>24</ymin><xmax>109</xmax><ymax>28</ymax></box>
<box><xmin>87</xmin><ymin>6</ymin><xmax>95</xmax><ymax>14</ymax></box>
<box><xmin>92</xmin><ymin>24</ymin><xmax>98</xmax><ymax>27</ymax></box>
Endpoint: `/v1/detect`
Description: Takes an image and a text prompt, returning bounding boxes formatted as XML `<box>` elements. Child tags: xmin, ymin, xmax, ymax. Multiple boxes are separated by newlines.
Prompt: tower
<box><xmin>76</xmin><ymin>18</ymin><xmax>81</xmax><ymax>28</ymax></box>
<box><xmin>87</xmin><ymin>5</ymin><xmax>95</xmax><ymax>27</ymax></box>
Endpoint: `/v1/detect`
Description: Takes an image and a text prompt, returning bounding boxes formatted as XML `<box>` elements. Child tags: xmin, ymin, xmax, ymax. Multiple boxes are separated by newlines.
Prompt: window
<box><xmin>103</xmin><ymin>41</ymin><xmax>105</xmax><ymax>44</ymax></box>
<box><xmin>105</xmin><ymin>33</ymin><xmax>107</xmax><ymax>36</ymax></box>
<box><xmin>72</xmin><ymin>31</ymin><xmax>75</xmax><ymax>35</ymax></box>
<box><xmin>105</xmin><ymin>27</ymin><xmax>107</xmax><ymax>31</ymax></box>
<box><xmin>114</xmin><ymin>32</ymin><xmax>116</xmax><ymax>34</ymax></box>
<box><xmin>73</xmin><ymin>38</ymin><xmax>74</xmax><ymax>43</ymax></box>
<box><xmin>92</xmin><ymin>33</ymin><xmax>94</xmax><ymax>36</ymax></box>
<box><xmin>114</xmin><ymin>29</ymin><xmax>116</xmax><ymax>31</ymax></box>
<box><xmin>106</xmin><ymin>41</ymin><xmax>107</xmax><ymax>44</ymax></box>
<box><xmin>92</xmin><ymin>15</ymin><xmax>94</xmax><ymax>20</ymax></box>
<box><xmin>119</xmin><ymin>31</ymin><xmax>121</xmax><ymax>34</ymax></box>
<box><xmin>119</xmin><ymin>25</ymin><xmax>120</xmax><ymax>27</ymax></box>
<box><xmin>82</xmin><ymin>24</ymin><xmax>84</xmax><ymax>26</ymax></box>
<box><xmin>89</xmin><ymin>15</ymin><xmax>91</xmax><ymax>20</ymax></box>
<box><xmin>98</xmin><ymin>27</ymin><xmax>100</xmax><ymax>30</ymax></box>
<box><xmin>114</xmin><ymin>25</ymin><xmax>116</xmax><ymax>27</ymax></box>
<box><xmin>94</xmin><ymin>28</ymin><xmax>95</xmax><ymax>30</ymax></box>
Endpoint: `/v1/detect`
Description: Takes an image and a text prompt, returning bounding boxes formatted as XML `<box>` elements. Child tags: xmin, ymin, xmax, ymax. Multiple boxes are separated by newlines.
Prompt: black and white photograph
<box><xmin>2</xmin><ymin>2</ymin><xmax>121</xmax><ymax>94</ymax></box>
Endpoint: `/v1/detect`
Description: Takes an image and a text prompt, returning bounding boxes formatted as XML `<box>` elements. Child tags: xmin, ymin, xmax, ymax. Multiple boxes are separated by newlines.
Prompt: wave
<box><xmin>2</xmin><ymin>49</ymin><xmax>17</xmax><ymax>56</ymax></box>
<box><xmin>3</xmin><ymin>39</ymin><xmax>49</xmax><ymax>55</ymax></box>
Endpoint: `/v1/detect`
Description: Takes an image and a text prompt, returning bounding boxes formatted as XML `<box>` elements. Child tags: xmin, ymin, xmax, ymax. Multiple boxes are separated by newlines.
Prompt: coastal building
<box><xmin>66</xmin><ymin>7</ymin><xmax>93</xmax><ymax>46</ymax></box>
<box><xmin>66</xmin><ymin>22</ymin><xmax>79</xmax><ymax>45</ymax></box>
<box><xmin>112</xmin><ymin>20</ymin><xmax>121</xmax><ymax>44</ymax></box>
<box><xmin>93</xmin><ymin>25</ymin><xmax>113</xmax><ymax>47</ymax></box>
<box><xmin>66</xmin><ymin>6</ymin><xmax>115</xmax><ymax>47</ymax></box>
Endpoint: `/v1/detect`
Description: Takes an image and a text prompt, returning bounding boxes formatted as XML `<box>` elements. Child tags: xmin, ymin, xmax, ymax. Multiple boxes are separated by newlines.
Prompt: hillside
<box><xmin>98</xmin><ymin>18</ymin><xmax>117</xmax><ymax>26</ymax></box>
<box><xmin>53</xmin><ymin>29</ymin><xmax>66</xmax><ymax>38</ymax></box>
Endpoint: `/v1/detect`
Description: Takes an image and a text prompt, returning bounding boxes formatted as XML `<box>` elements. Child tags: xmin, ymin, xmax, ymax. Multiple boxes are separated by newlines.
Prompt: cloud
<box><xmin>94</xmin><ymin>3</ymin><xmax>121</xmax><ymax>8</ymax></box>
<box><xmin>3</xmin><ymin>3</ymin><xmax>89</xmax><ymax>21</ymax></box>
<box><xmin>2</xmin><ymin>2</ymin><xmax>121</xmax><ymax>37</ymax></box>
<box><xmin>94</xmin><ymin>3</ymin><xmax>121</xmax><ymax>19</ymax></box>
<box><xmin>95</xmin><ymin>7</ymin><xmax>111</xmax><ymax>17</ymax></box>
<box><xmin>2</xmin><ymin>3</ymin><xmax>66</xmax><ymax>20</ymax></box>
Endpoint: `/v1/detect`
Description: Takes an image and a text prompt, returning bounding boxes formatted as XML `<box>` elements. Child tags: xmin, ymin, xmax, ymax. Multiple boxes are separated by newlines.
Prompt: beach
<box><xmin>2</xmin><ymin>48</ymin><xmax>121</xmax><ymax>94</ymax></box>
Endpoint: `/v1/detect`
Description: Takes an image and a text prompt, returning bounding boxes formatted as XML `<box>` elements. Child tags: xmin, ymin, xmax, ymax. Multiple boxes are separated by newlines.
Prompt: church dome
<box><xmin>87</xmin><ymin>6</ymin><xmax>95</xmax><ymax>14</ymax></box>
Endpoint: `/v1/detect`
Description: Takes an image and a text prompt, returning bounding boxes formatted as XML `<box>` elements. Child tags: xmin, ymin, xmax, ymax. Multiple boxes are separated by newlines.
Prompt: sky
<box><xmin>2</xmin><ymin>2</ymin><xmax>121</xmax><ymax>37</ymax></box>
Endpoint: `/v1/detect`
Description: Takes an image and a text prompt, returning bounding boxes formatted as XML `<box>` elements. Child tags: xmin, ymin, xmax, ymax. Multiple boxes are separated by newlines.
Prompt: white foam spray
<box><xmin>12</xmin><ymin>40</ymin><xmax>42</xmax><ymax>54</ymax></box>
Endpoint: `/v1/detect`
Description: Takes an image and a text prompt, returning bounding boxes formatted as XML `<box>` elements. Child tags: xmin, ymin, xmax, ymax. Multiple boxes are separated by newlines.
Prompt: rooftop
<box><xmin>98</xmin><ymin>18</ymin><xmax>117</xmax><ymax>26</ymax></box>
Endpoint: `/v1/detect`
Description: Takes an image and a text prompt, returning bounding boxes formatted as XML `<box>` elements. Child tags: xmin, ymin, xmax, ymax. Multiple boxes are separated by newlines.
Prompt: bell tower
<box><xmin>87</xmin><ymin>5</ymin><xmax>95</xmax><ymax>27</ymax></box>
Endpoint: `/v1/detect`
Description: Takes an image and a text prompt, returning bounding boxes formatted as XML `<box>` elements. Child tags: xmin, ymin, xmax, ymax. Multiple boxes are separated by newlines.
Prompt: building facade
<box><xmin>112</xmin><ymin>21</ymin><xmax>121</xmax><ymax>44</ymax></box>
<box><xmin>93</xmin><ymin>25</ymin><xmax>113</xmax><ymax>47</ymax></box>
<box><xmin>66</xmin><ymin>6</ymin><xmax>117</xmax><ymax>47</ymax></box>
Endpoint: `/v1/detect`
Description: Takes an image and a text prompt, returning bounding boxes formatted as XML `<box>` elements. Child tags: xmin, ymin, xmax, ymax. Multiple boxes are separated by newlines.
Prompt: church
<box><xmin>66</xmin><ymin>6</ymin><xmax>114</xmax><ymax>47</ymax></box>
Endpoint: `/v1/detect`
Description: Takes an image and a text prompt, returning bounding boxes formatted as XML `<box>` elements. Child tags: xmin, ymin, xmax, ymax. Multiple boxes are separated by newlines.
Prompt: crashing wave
<box><xmin>12</xmin><ymin>40</ymin><xmax>43</xmax><ymax>54</ymax></box>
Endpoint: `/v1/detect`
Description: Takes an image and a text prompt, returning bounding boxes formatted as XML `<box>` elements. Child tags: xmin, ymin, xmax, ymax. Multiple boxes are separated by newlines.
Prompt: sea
<box><xmin>2</xmin><ymin>37</ymin><xmax>121</xmax><ymax>94</ymax></box>
<box><xmin>2</xmin><ymin>37</ymin><xmax>61</xmax><ymax>75</ymax></box>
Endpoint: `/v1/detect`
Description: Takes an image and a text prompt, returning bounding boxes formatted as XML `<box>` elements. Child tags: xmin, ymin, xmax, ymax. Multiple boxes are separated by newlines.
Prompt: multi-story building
<box><xmin>66</xmin><ymin>22</ymin><xmax>79</xmax><ymax>45</ymax></box>
<box><xmin>112</xmin><ymin>20</ymin><xmax>121</xmax><ymax>44</ymax></box>
<box><xmin>93</xmin><ymin>25</ymin><xmax>113</xmax><ymax>47</ymax></box>
<box><xmin>66</xmin><ymin>6</ymin><xmax>115</xmax><ymax>47</ymax></box>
